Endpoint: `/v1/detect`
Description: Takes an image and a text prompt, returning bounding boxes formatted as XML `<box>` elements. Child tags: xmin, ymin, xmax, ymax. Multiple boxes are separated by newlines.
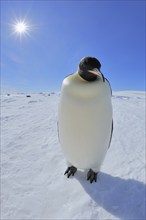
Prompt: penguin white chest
<box><xmin>58</xmin><ymin>73</ymin><xmax>112</xmax><ymax>170</ymax></box>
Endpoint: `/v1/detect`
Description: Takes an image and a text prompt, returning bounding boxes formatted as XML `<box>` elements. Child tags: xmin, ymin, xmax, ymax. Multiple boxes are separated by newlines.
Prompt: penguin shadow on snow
<box><xmin>75</xmin><ymin>171</ymin><xmax>145</xmax><ymax>220</ymax></box>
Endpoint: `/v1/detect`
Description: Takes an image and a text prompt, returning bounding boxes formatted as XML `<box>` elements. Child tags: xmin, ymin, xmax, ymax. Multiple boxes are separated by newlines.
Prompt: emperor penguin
<box><xmin>58</xmin><ymin>57</ymin><xmax>113</xmax><ymax>183</ymax></box>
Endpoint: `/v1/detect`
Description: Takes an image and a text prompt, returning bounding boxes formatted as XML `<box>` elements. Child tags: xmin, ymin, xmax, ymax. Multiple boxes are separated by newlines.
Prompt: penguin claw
<box><xmin>87</xmin><ymin>169</ymin><xmax>98</xmax><ymax>183</ymax></box>
<box><xmin>64</xmin><ymin>166</ymin><xmax>77</xmax><ymax>178</ymax></box>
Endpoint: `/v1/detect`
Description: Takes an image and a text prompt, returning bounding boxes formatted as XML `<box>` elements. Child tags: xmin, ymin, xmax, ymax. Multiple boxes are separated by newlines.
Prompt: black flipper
<box><xmin>87</xmin><ymin>169</ymin><xmax>98</xmax><ymax>183</ymax></box>
<box><xmin>108</xmin><ymin>119</ymin><xmax>113</xmax><ymax>149</ymax></box>
<box><xmin>64</xmin><ymin>166</ymin><xmax>77</xmax><ymax>178</ymax></box>
<box><xmin>105</xmin><ymin>78</ymin><xmax>112</xmax><ymax>95</ymax></box>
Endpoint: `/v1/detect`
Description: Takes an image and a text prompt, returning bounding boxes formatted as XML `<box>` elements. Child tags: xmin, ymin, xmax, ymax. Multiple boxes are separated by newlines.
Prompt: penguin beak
<box><xmin>87</xmin><ymin>69</ymin><xmax>102</xmax><ymax>79</ymax></box>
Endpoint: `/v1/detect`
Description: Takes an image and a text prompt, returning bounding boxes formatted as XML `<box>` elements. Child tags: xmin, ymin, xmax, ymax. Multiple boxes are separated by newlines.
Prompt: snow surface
<box><xmin>1</xmin><ymin>91</ymin><xmax>146</xmax><ymax>220</ymax></box>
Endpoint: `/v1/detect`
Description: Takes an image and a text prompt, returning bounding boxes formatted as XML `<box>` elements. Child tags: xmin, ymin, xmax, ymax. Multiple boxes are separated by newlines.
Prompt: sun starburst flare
<box><xmin>10</xmin><ymin>18</ymin><xmax>32</xmax><ymax>40</ymax></box>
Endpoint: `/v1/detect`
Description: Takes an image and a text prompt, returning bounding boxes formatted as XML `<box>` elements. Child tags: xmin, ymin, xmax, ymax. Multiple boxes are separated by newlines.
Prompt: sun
<box><xmin>15</xmin><ymin>22</ymin><xmax>27</xmax><ymax>33</ymax></box>
<box><xmin>10</xmin><ymin>18</ymin><xmax>32</xmax><ymax>39</ymax></box>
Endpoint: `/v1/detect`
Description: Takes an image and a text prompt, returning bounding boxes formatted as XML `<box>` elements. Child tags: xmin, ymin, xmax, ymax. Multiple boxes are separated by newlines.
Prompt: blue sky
<box><xmin>1</xmin><ymin>0</ymin><xmax>145</xmax><ymax>92</ymax></box>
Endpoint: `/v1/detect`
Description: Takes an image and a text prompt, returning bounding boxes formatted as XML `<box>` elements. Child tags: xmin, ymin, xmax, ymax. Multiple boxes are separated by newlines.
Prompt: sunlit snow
<box><xmin>1</xmin><ymin>91</ymin><xmax>145</xmax><ymax>219</ymax></box>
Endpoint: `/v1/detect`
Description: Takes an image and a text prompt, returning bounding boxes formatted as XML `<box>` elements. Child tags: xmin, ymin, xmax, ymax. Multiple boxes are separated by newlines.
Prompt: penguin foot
<box><xmin>87</xmin><ymin>169</ymin><xmax>98</xmax><ymax>183</ymax></box>
<box><xmin>64</xmin><ymin>166</ymin><xmax>77</xmax><ymax>178</ymax></box>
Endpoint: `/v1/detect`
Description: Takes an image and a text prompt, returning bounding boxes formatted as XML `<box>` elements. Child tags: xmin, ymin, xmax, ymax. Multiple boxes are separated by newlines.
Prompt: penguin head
<box><xmin>78</xmin><ymin>57</ymin><xmax>102</xmax><ymax>82</ymax></box>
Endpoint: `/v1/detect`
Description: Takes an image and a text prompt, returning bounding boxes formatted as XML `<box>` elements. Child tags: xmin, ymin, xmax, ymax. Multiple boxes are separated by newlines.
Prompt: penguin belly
<box><xmin>58</xmin><ymin>73</ymin><xmax>112</xmax><ymax>171</ymax></box>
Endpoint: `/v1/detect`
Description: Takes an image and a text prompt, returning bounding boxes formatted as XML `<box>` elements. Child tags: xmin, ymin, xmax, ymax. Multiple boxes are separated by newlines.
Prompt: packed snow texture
<box><xmin>1</xmin><ymin>91</ymin><xmax>146</xmax><ymax>220</ymax></box>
